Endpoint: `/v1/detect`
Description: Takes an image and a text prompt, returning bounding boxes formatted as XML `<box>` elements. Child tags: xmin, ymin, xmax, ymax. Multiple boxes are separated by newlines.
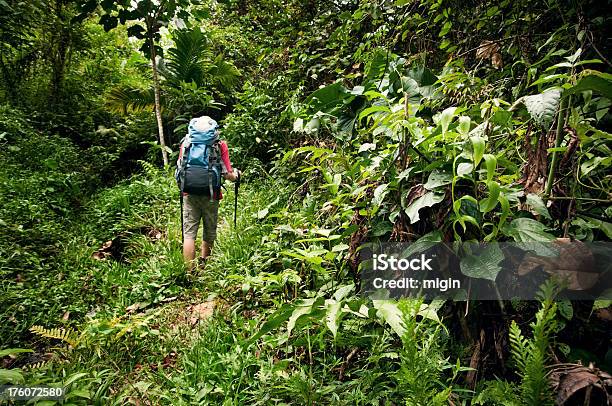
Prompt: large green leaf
<box><xmin>286</xmin><ymin>297</ymin><xmax>324</xmax><ymax>337</ymax></box>
<box><xmin>564</xmin><ymin>71</ymin><xmax>612</xmax><ymax>100</ymax></box>
<box><xmin>580</xmin><ymin>156</ymin><xmax>611</xmax><ymax>176</ymax></box>
<box><xmin>373</xmin><ymin>183</ymin><xmax>389</xmax><ymax>207</ymax></box>
<box><xmin>372</xmin><ymin>300</ymin><xmax>406</xmax><ymax>337</ymax></box>
<box><xmin>398</xmin><ymin>77</ymin><xmax>422</xmax><ymax>104</ymax></box>
<box><xmin>482</xmin><ymin>154</ymin><xmax>497</xmax><ymax>182</ymax></box>
<box><xmin>333</xmin><ymin>284</ymin><xmax>355</xmax><ymax>301</ymax></box>
<box><xmin>585</xmin><ymin>218</ymin><xmax>612</xmax><ymax>239</ymax></box>
<box><xmin>324</xmin><ymin>299</ymin><xmax>342</xmax><ymax>338</ymax></box>
<box><xmin>424</xmin><ymin>170</ymin><xmax>452</xmax><ymax>189</ymax></box>
<box><xmin>526</xmin><ymin>193</ymin><xmax>552</xmax><ymax>220</ymax></box>
<box><xmin>503</xmin><ymin>218</ymin><xmax>555</xmax><ymax>242</ymax></box>
<box><xmin>417</xmin><ymin>303</ymin><xmax>441</xmax><ymax>323</ymax></box>
<box><xmin>166</xmin><ymin>28</ymin><xmax>211</xmax><ymax>86</ymax></box>
<box><xmin>248</xmin><ymin>302</ymin><xmax>296</xmax><ymax>343</ymax></box>
<box><xmin>209</xmin><ymin>54</ymin><xmax>242</xmax><ymax>89</ymax></box>
<box><xmin>460</xmin><ymin>244</ymin><xmax>504</xmax><ymax>281</ymax></box>
<box><xmin>512</xmin><ymin>88</ymin><xmax>561</xmax><ymax>129</ymax></box>
<box><xmin>337</xmin><ymin>95</ymin><xmax>367</xmax><ymax>133</ymax></box>
<box><xmin>457</xmin><ymin>162</ymin><xmax>473</xmax><ymax>177</ymax></box>
<box><xmin>470</xmin><ymin>135</ymin><xmax>485</xmax><ymax>166</ymax></box>
<box><xmin>458</xmin><ymin>116</ymin><xmax>471</xmax><ymax>136</ymax></box>
<box><xmin>405</xmin><ymin>191</ymin><xmax>445</xmax><ymax>224</ymax></box>
<box><xmin>371</xmin><ymin>221</ymin><xmax>393</xmax><ymax>237</ymax></box>
<box><xmin>407</xmin><ymin>65</ymin><xmax>438</xmax><ymax>86</ymax></box>
<box><xmin>304</xmin><ymin>82</ymin><xmax>349</xmax><ymax>114</ymax></box>
<box><xmin>365</xmin><ymin>49</ymin><xmax>389</xmax><ymax>85</ymax></box>
<box><xmin>359</xmin><ymin>105</ymin><xmax>391</xmax><ymax>121</ymax></box>
<box><xmin>479</xmin><ymin>181</ymin><xmax>500</xmax><ymax>213</ymax></box>
<box><xmin>401</xmin><ymin>230</ymin><xmax>443</xmax><ymax>259</ymax></box>
<box><xmin>329</xmin><ymin>173</ymin><xmax>342</xmax><ymax>195</ymax></box>
<box><xmin>105</xmin><ymin>86</ymin><xmax>156</xmax><ymax>115</ymax></box>
<box><xmin>439</xmin><ymin>107</ymin><xmax>457</xmax><ymax>136</ymax></box>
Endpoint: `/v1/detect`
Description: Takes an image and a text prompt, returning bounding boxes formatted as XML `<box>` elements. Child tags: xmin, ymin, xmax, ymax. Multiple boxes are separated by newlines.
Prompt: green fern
<box><xmin>30</xmin><ymin>325</ymin><xmax>78</xmax><ymax>348</ymax></box>
<box><xmin>26</xmin><ymin>359</ymin><xmax>52</xmax><ymax>370</ymax></box>
<box><xmin>473</xmin><ymin>379</ymin><xmax>521</xmax><ymax>405</ymax></box>
<box><xmin>138</xmin><ymin>160</ymin><xmax>160</xmax><ymax>179</ymax></box>
<box><xmin>396</xmin><ymin>300</ymin><xmax>452</xmax><ymax>406</ymax></box>
<box><xmin>508</xmin><ymin>280</ymin><xmax>559</xmax><ymax>405</ymax></box>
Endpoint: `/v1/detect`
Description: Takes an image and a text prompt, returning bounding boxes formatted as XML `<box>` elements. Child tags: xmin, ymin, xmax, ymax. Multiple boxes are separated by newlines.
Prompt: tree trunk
<box><xmin>148</xmin><ymin>29</ymin><xmax>169</xmax><ymax>166</ymax></box>
<box><xmin>49</xmin><ymin>0</ymin><xmax>70</xmax><ymax>107</ymax></box>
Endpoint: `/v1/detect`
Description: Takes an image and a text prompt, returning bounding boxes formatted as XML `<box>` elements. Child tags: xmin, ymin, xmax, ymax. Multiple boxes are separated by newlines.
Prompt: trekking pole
<box><xmin>180</xmin><ymin>191</ymin><xmax>184</xmax><ymax>244</ymax></box>
<box><xmin>234</xmin><ymin>170</ymin><xmax>240</xmax><ymax>227</ymax></box>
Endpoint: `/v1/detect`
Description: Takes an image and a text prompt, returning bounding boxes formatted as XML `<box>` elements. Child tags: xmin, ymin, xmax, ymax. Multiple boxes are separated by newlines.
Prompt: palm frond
<box><xmin>208</xmin><ymin>54</ymin><xmax>242</xmax><ymax>90</ymax></box>
<box><xmin>104</xmin><ymin>86</ymin><xmax>157</xmax><ymax>115</ymax></box>
<box><xmin>165</xmin><ymin>28</ymin><xmax>213</xmax><ymax>87</ymax></box>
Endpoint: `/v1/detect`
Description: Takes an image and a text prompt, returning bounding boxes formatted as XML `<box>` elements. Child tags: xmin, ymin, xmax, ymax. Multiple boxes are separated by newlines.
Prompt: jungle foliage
<box><xmin>1</xmin><ymin>0</ymin><xmax>611</xmax><ymax>404</ymax></box>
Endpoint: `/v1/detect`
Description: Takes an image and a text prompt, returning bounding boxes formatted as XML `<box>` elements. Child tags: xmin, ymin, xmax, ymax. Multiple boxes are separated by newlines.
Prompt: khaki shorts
<box><xmin>182</xmin><ymin>194</ymin><xmax>219</xmax><ymax>242</ymax></box>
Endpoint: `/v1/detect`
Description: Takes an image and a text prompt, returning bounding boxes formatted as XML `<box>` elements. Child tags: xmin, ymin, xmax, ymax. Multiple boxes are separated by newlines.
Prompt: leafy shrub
<box><xmin>222</xmin><ymin>77</ymin><xmax>299</xmax><ymax>165</ymax></box>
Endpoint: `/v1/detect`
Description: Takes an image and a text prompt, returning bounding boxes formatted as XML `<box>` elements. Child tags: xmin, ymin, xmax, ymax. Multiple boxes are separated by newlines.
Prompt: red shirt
<box><xmin>217</xmin><ymin>141</ymin><xmax>233</xmax><ymax>200</ymax></box>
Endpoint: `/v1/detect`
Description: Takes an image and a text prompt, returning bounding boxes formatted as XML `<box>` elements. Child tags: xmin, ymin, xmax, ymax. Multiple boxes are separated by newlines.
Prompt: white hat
<box><xmin>192</xmin><ymin>116</ymin><xmax>217</xmax><ymax>132</ymax></box>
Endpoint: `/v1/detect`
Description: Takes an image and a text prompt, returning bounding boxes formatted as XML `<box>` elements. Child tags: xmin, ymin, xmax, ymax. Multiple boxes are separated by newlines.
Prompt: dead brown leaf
<box><xmin>476</xmin><ymin>40</ymin><xmax>503</xmax><ymax>68</ymax></box>
<box><xmin>126</xmin><ymin>302</ymin><xmax>150</xmax><ymax>313</ymax></box>
<box><xmin>594</xmin><ymin>308</ymin><xmax>612</xmax><ymax>322</ymax></box>
<box><xmin>347</xmin><ymin>209</ymin><xmax>368</xmax><ymax>273</ymax></box>
<box><xmin>491</xmin><ymin>52</ymin><xmax>503</xmax><ymax>69</ymax></box>
<box><xmin>162</xmin><ymin>352</ymin><xmax>177</xmax><ymax>369</ymax></box>
<box><xmin>518</xmin><ymin>238</ymin><xmax>598</xmax><ymax>290</ymax></box>
<box><xmin>550</xmin><ymin>363</ymin><xmax>612</xmax><ymax>405</ymax></box>
<box><xmin>145</xmin><ymin>227</ymin><xmax>164</xmax><ymax>241</ymax></box>
<box><xmin>91</xmin><ymin>236</ymin><xmax>127</xmax><ymax>262</ymax></box>
<box><xmin>92</xmin><ymin>251</ymin><xmax>106</xmax><ymax>260</ymax></box>
<box><xmin>476</xmin><ymin>41</ymin><xmax>500</xmax><ymax>60</ymax></box>
<box><xmin>558</xmin><ymin>126</ymin><xmax>579</xmax><ymax>174</ymax></box>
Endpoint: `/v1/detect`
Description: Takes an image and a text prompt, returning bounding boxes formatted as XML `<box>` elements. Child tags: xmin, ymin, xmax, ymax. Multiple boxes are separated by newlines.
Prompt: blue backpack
<box><xmin>175</xmin><ymin>117</ymin><xmax>223</xmax><ymax>197</ymax></box>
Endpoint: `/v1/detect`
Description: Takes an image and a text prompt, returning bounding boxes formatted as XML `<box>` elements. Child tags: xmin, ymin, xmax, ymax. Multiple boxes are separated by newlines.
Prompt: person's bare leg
<box><xmin>201</xmin><ymin>240</ymin><xmax>213</xmax><ymax>260</ymax></box>
<box><xmin>183</xmin><ymin>238</ymin><xmax>196</xmax><ymax>271</ymax></box>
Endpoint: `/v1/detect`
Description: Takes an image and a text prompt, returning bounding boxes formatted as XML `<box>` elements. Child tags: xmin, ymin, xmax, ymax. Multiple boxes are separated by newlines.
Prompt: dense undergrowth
<box><xmin>1</xmin><ymin>107</ymin><xmax>178</xmax><ymax>346</ymax></box>
<box><xmin>1</xmin><ymin>132</ymin><xmax>457</xmax><ymax>403</ymax></box>
<box><xmin>2</xmin><ymin>104</ymin><xmax>610</xmax><ymax>404</ymax></box>
<box><xmin>2</xmin><ymin>0</ymin><xmax>611</xmax><ymax>405</ymax></box>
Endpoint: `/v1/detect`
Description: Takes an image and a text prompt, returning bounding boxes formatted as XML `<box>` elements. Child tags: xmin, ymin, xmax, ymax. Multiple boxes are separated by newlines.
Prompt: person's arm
<box><xmin>219</xmin><ymin>141</ymin><xmax>240</xmax><ymax>181</ymax></box>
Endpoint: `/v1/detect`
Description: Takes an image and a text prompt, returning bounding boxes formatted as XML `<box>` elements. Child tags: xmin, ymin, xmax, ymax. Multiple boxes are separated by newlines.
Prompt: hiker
<box><xmin>175</xmin><ymin>116</ymin><xmax>240</xmax><ymax>271</ymax></box>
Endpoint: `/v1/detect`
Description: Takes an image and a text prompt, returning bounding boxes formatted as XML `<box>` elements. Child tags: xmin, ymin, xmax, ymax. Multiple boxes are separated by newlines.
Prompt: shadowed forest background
<box><xmin>1</xmin><ymin>0</ymin><xmax>611</xmax><ymax>404</ymax></box>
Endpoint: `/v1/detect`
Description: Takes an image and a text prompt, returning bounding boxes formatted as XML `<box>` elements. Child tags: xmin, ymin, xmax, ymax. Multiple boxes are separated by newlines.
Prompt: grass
<box><xmin>2</xmin><ymin>148</ymin><xmax>298</xmax><ymax>402</ymax></box>
<box><xmin>3</xmin><ymin>162</ymin><xmax>415</xmax><ymax>404</ymax></box>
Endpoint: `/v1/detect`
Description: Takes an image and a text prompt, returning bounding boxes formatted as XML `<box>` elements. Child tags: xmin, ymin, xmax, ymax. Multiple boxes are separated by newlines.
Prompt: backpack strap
<box><xmin>176</xmin><ymin>134</ymin><xmax>192</xmax><ymax>192</ymax></box>
<box><xmin>179</xmin><ymin>135</ymin><xmax>192</xmax><ymax>166</ymax></box>
<box><xmin>208</xmin><ymin>170</ymin><xmax>213</xmax><ymax>202</ymax></box>
<box><xmin>209</xmin><ymin>140</ymin><xmax>221</xmax><ymax>201</ymax></box>
<box><xmin>209</xmin><ymin>140</ymin><xmax>220</xmax><ymax>161</ymax></box>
